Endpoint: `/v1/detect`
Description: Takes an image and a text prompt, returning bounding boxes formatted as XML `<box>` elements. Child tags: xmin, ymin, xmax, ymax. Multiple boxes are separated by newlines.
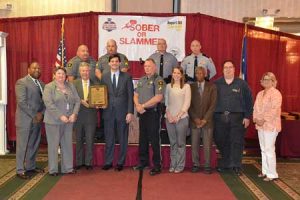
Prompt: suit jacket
<box><xmin>15</xmin><ymin>75</ymin><xmax>45</xmax><ymax>128</ymax></box>
<box><xmin>101</xmin><ymin>71</ymin><xmax>134</xmax><ymax>121</ymax></box>
<box><xmin>43</xmin><ymin>80</ymin><xmax>80</xmax><ymax>125</ymax></box>
<box><xmin>72</xmin><ymin>78</ymin><xmax>98</xmax><ymax>125</ymax></box>
<box><xmin>188</xmin><ymin>81</ymin><xmax>217</xmax><ymax>128</ymax></box>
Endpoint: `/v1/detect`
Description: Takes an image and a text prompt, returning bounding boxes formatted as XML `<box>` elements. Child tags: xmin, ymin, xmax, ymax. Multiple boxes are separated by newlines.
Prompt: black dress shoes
<box><xmin>233</xmin><ymin>167</ymin><xmax>242</xmax><ymax>176</ymax></box>
<box><xmin>115</xmin><ymin>164</ymin><xmax>123</xmax><ymax>171</ymax></box>
<box><xmin>149</xmin><ymin>168</ymin><xmax>161</xmax><ymax>176</ymax></box>
<box><xmin>216</xmin><ymin>167</ymin><xmax>228</xmax><ymax>173</ymax></box>
<box><xmin>27</xmin><ymin>167</ymin><xmax>45</xmax><ymax>173</ymax></box>
<box><xmin>17</xmin><ymin>172</ymin><xmax>30</xmax><ymax>179</ymax></box>
<box><xmin>191</xmin><ymin>166</ymin><xmax>200</xmax><ymax>173</ymax></box>
<box><xmin>86</xmin><ymin>165</ymin><xmax>93</xmax><ymax>170</ymax></box>
<box><xmin>102</xmin><ymin>164</ymin><xmax>113</xmax><ymax>170</ymax></box>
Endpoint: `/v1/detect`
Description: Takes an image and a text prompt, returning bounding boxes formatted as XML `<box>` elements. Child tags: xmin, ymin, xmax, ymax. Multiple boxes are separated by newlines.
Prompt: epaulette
<box><xmin>202</xmin><ymin>53</ymin><xmax>209</xmax><ymax>58</ymax></box>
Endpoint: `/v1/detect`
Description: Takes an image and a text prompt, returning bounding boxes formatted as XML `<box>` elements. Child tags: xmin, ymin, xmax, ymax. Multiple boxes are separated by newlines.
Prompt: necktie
<box><xmin>34</xmin><ymin>79</ymin><xmax>42</xmax><ymax>97</ymax></box>
<box><xmin>159</xmin><ymin>54</ymin><xmax>164</xmax><ymax>77</ymax></box>
<box><xmin>198</xmin><ymin>83</ymin><xmax>203</xmax><ymax>96</ymax></box>
<box><xmin>194</xmin><ymin>56</ymin><xmax>198</xmax><ymax>80</ymax></box>
<box><xmin>113</xmin><ymin>73</ymin><xmax>116</xmax><ymax>91</ymax></box>
<box><xmin>83</xmin><ymin>80</ymin><xmax>88</xmax><ymax>100</ymax></box>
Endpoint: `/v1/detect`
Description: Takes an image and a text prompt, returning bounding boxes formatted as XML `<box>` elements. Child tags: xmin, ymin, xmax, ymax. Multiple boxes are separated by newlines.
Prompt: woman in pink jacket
<box><xmin>253</xmin><ymin>72</ymin><xmax>282</xmax><ymax>181</ymax></box>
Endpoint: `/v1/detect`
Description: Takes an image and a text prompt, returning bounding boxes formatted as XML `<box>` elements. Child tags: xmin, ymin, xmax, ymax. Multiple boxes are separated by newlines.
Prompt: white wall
<box><xmin>0</xmin><ymin>0</ymin><xmax>110</xmax><ymax>18</ymax></box>
<box><xmin>0</xmin><ymin>0</ymin><xmax>299</xmax><ymax>23</ymax></box>
<box><xmin>181</xmin><ymin>0</ymin><xmax>300</xmax><ymax>22</ymax></box>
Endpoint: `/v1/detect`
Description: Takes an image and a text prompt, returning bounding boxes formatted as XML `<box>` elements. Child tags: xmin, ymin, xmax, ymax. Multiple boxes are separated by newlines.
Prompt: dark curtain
<box><xmin>1</xmin><ymin>12</ymin><xmax>300</xmax><ymax>141</ymax></box>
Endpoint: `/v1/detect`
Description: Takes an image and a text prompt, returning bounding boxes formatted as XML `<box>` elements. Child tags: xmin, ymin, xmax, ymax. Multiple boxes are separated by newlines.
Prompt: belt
<box><xmin>145</xmin><ymin>108</ymin><xmax>157</xmax><ymax>112</ymax></box>
<box><xmin>215</xmin><ymin>111</ymin><xmax>242</xmax><ymax>115</ymax></box>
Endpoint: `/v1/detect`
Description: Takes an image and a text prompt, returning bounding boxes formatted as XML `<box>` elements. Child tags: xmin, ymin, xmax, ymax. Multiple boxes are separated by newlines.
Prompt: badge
<box><xmin>137</xmin><ymin>81</ymin><xmax>142</xmax><ymax>88</ymax></box>
<box><xmin>67</xmin><ymin>63</ymin><xmax>72</xmax><ymax>68</ymax></box>
<box><xmin>200</xmin><ymin>61</ymin><xmax>206</xmax><ymax>65</ymax></box>
<box><xmin>158</xmin><ymin>80</ymin><xmax>164</xmax><ymax>86</ymax></box>
<box><xmin>232</xmin><ymin>88</ymin><xmax>240</xmax><ymax>93</ymax></box>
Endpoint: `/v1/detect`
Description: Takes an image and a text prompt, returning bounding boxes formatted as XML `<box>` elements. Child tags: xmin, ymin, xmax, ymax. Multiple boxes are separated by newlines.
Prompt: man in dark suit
<box><xmin>15</xmin><ymin>61</ymin><xmax>45</xmax><ymax>179</ymax></box>
<box><xmin>73</xmin><ymin>62</ymin><xmax>99</xmax><ymax>170</ymax></box>
<box><xmin>189</xmin><ymin>66</ymin><xmax>217</xmax><ymax>174</ymax></box>
<box><xmin>101</xmin><ymin>54</ymin><xmax>134</xmax><ymax>171</ymax></box>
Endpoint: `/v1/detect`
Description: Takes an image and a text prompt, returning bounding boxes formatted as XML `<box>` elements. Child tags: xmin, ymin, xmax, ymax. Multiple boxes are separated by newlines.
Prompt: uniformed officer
<box><xmin>66</xmin><ymin>45</ymin><xmax>97</xmax><ymax>82</ymax></box>
<box><xmin>149</xmin><ymin>38</ymin><xmax>178</xmax><ymax>83</ymax></box>
<box><xmin>96</xmin><ymin>39</ymin><xmax>129</xmax><ymax>79</ymax></box>
<box><xmin>181</xmin><ymin>40</ymin><xmax>216</xmax><ymax>82</ymax></box>
<box><xmin>133</xmin><ymin>58</ymin><xmax>166</xmax><ymax>176</ymax></box>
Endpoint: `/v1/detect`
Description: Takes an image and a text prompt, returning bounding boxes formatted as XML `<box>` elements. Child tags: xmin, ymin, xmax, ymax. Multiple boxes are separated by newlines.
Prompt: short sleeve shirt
<box><xmin>135</xmin><ymin>74</ymin><xmax>165</xmax><ymax>107</ymax></box>
<box><xmin>149</xmin><ymin>52</ymin><xmax>178</xmax><ymax>78</ymax></box>
<box><xmin>181</xmin><ymin>53</ymin><xmax>216</xmax><ymax>79</ymax></box>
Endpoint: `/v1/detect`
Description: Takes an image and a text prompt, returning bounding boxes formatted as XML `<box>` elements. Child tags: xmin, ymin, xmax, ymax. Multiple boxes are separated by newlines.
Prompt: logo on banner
<box><xmin>121</xmin><ymin>20</ymin><xmax>160</xmax><ymax>32</ymax></box>
<box><xmin>167</xmin><ymin>20</ymin><xmax>183</xmax><ymax>31</ymax></box>
<box><xmin>102</xmin><ymin>18</ymin><xmax>117</xmax><ymax>32</ymax></box>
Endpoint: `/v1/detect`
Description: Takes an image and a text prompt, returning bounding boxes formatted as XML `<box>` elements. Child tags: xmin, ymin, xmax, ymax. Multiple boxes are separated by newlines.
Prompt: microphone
<box><xmin>139</xmin><ymin>58</ymin><xmax>145</xmax><ymax>65</ymax></box>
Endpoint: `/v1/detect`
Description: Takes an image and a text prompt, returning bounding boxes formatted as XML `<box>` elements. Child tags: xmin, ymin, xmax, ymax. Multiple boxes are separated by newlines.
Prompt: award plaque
<box><xmin>88</xmin><ymin>85</ymin><xmax>108</xmax><ymax>108</ymax></box>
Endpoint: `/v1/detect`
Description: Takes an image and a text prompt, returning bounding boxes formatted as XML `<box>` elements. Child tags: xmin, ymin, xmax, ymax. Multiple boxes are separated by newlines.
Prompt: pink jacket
<box><xmin>253</xmin><ymin>87</ymin><xmax>282</xmax><ymax>132</ymax></box>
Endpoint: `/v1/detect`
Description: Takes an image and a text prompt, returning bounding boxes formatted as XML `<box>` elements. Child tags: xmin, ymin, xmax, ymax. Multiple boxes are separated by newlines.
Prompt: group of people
<box><xmin>15</xmin><ymin>38</ymin><xmax>282</xmax><ymax>182</ymax></box>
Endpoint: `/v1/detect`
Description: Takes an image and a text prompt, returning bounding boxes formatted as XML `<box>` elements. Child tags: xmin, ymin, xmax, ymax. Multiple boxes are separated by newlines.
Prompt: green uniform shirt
<box><xmin>135</xmin><ymin>74</ymin><xmax>165</xmax><ymax>107</ymax></box>
<box><xmin>96</xmin><ymin>53</ymin><xmax>129</xmax><ymax>75</ymax></box>
<box><xmin>66</xmin><ymin>56</ymin><xmax>97</xmax><ymax>81</ymax></box>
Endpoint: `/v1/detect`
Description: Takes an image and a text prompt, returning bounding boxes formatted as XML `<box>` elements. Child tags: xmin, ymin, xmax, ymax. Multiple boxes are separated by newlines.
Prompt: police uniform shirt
<box><xmin>214</xmin><ymin>77</ymin><xmax>253</xmax><ymax>118</ymax></box>
<box><xmin>135</xmin><ymin>74</ymin><xmax>165</xmax><ymax>107</ymax></box>
<box><xmin>149</xmin><ymin>52</ymin><xmax>178</xmax><ymax>78</ymax></box>
<box><xmin>181</xmin><ymin>53</ymin><xmax>216</xmax><ymax>79</ymax></box>
<box><xmin>67</xmin><ymin>56</ymin><xmax>97</xmax><ymax>81</ymax></box>
<box><xmin>96</xmin><ymin>52</ymin><xmax>129</xmax><ymax>75</ymax></box>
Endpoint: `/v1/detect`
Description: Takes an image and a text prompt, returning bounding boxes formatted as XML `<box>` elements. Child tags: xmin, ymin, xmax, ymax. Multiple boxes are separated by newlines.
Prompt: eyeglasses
<box><xmin>260</xmin><ymin>78</ymin><xmax>272</xmax><ymax>82</ymax></box>
<box><xmin>224</xmin><ymin>66</ymin><xmax>234</xmax><ymax>69</ymax></box>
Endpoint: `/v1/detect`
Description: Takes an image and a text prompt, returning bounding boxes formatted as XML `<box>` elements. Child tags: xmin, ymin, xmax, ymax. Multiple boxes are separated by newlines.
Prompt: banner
<box><xmin>99</xmin><ymin>15</ymin><xmax>186</xmax><ymax>61</ymax></box>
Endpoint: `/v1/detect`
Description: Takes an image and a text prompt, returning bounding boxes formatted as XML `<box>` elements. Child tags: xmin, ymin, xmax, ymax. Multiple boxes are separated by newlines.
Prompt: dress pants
<box><xmin>16</xmin><ymin>122</ymin><xmax>41</xmax><ymax>173</ymax></box>
<box><xmin>45</xmin><ymin>123</ymin><xmax>74</xmax><ymax>174</ymax></box>
<box><xmin>104</xmin><ymin>116</ymin><xmax>128</xmax><ymax>166</ymax></box>
<box><xmin>191</xmin><ymin>126</ymin><xmax>213</xmax><ymax>168</ymax></box>
<box><xmin>166</xmin><ymin>117</ymin><xmax>188</xmax><ymax>171</ymax></box>
<box><xmin>214</xmin><ymin>113</ymin><xmax>246</xmax><ymax>168</ymax></box>
<box><xmin>258</xmin><ymin>130</ymin><xmax>279</xmax><ymax>178</ymax></box>
<box><xmin>75</xmin><ymin>123</ymin><xmax>96</xmax><ymax>166</ymax></box>
<box><xmin>139</xmin><ymin>110</ymin><xmax>161</xmax><ymax>168</ymax></box>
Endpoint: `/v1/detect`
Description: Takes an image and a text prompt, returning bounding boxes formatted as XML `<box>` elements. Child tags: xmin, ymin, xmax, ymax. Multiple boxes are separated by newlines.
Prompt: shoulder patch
<box><xmin>202</xmin><ymin>53</ymin><xmax>209</xmax><ymax>58</ymax></box>
<box><xmin>67</xmin><ymin>63</ymin><xmax>72</xmax><ymax>68</ymax></box>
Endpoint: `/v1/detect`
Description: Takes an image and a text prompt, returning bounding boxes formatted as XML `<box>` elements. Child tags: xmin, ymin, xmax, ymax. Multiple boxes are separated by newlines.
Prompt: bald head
<box><xmin>77</xmin><ymin>45</ymin><xmax>89</xmax><ymax>61</ymax></box>
<box><xmin>106</xmin><ymin>39</ymin><xmax>117</xmax><ymax>55</ymax></box>
<box><xmin>190</xmin><ymin>40</ymin><xmax>202</xmax><ymax>55</ymax></box>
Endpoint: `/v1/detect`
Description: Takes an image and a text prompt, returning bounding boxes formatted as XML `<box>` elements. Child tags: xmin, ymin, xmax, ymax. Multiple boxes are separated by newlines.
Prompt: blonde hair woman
<box><xmin>253</xmin><ymin>72</ymin><xmax>282</xmax><ymax>181</ymax></box>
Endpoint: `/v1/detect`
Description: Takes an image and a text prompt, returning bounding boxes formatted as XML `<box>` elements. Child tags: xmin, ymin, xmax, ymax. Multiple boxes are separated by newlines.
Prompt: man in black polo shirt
<box><xmin>214</xmin><ymin>60</ymin><xmax>253</xmax><ymax>175</ymax></box>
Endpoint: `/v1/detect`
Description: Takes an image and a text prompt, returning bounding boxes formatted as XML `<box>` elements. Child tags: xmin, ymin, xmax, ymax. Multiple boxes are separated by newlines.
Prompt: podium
<box><xmin>0</xmin><ymin>32</ymin><xmax>8</xmax><ymax>155</ymax></box>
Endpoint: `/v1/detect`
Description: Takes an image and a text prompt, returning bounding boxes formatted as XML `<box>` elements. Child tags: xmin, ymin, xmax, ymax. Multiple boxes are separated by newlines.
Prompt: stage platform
<box><xmin>73</xmin><ymin>143</ymin><xmax>217</xmax><ymax>169</ymax></box>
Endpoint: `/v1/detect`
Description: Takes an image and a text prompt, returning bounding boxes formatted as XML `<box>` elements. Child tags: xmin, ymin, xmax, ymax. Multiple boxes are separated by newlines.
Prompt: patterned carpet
<box><xmin>0</xmin><ymin>155</ymin><xmax>299</xmax><ymax>200</ymax></box>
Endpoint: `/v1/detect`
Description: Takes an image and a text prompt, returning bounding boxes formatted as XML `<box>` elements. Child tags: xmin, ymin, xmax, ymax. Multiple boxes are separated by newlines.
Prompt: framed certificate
<box><xmin>88</xmin><ymin>85</ymin><xmax>108</xmax><ymax>108</ymax></box>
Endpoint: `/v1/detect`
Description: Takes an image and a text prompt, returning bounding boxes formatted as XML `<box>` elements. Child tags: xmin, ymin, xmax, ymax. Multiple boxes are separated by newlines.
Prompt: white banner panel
<box><xmin>99</xmin><ymin>15</ymin><xmax>186</xmax><ymax>61</ymax></box>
